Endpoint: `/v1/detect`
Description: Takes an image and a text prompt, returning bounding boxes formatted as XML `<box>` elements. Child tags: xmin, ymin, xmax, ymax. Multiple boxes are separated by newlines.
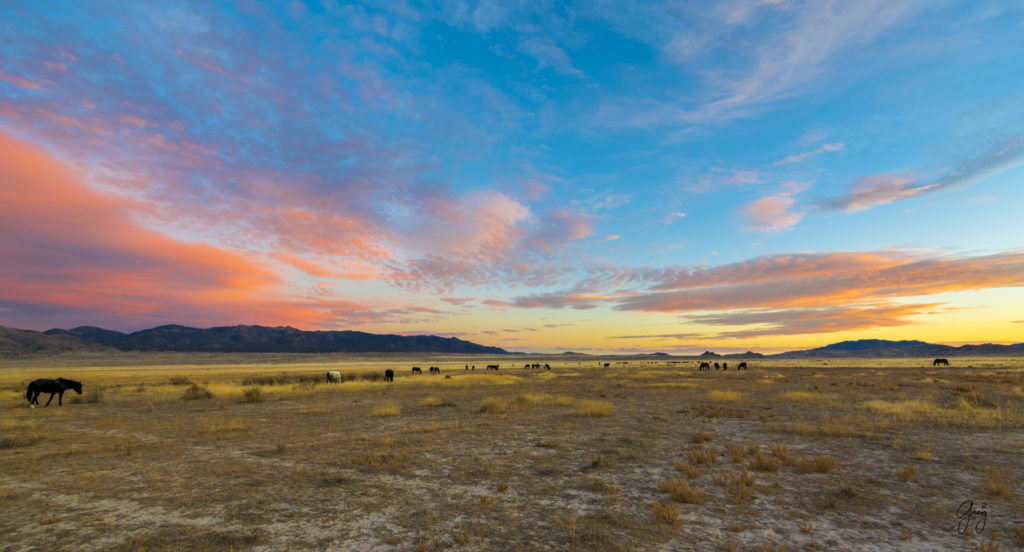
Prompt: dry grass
<box><xmin>747</xmin><ymin>450</ymin><xmax>781</xmax><ymax>472</ymax></box>
<box><xmin>798</xmin><ymin>455</ymin><xmax>838</xmax><ymax>474</ymax></box>
<box><xmin>652</xmin><ymin>502</ymin><xmax>682</xmax><ymax>526</ymax></box>
<box><xmin>372</xmin><ymin>403</ymin><xmax>402</xmax><ymax>417</ymax></box>
<box><xmin>780</xmin><ymin>390</ymin><xmax>817</xmax><ymax>402</ymax></box>
<box><xmin>575</xmin><ymin>399</ymin><xmax>613</xmax><ymax>417</ymax></box>
<box><xmin>984</xmin><ymin>465</ymin><xmax>1011</xmax><ymax>496</ymax></box>
<box><xmin>674</xmin><ymin>461</ymin><xmax>701</xmax><ymax>478</ymax></box>
<box><xmin>688</xmin><ymin>445</ymin><xmax>720</xmax><ymax>466</ymax></box>
<box><xmin>658</xmin><ymin>477</ymin><xmax>706</xmax><ymax>505</ymax></box>
<box><xmin>896</xmin><ymin>465</ymin><xmax>917</xmax><ymax>482</ymax></box>
<box><xmin>707</xmin><ymin>390</ymin><xmax>743</xmax><ymax>403</ymax></box>
<box><xmin>421</xmin><ymin>396</ymin><xmax>455</xmax><ymax>407</ymax></box>
<box><xmin>690</xmin><ymin>430</ymin><xmax>714</xmax><ymax>444</ymax></box>
<box><xmin>1</xmin><ymin>354</ymin><xmax>1022</xmax><ymax>551</ymax></box>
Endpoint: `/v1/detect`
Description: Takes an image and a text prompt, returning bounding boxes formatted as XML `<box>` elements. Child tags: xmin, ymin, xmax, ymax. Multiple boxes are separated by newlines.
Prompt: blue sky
<box><xmin>1</xmin><ymin>1</ymin><xmax>1023</xmax><ymax>352</ymax></box>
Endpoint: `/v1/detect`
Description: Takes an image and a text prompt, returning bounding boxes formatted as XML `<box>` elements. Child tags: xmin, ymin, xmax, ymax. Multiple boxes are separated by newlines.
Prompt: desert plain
<box><xmin>1</xmin><ymin>353</ymin><xmax>1022</xmax><ymax>551</ymax></box>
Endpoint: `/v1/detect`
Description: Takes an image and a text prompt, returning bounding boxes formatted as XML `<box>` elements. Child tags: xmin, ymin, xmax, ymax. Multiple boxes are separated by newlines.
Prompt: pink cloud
<box><xmin>0</xmin><ymin>132</ymin><xmax>414</xmax><ymax>331</ymax></box>
<box><xmin>740</xmin><ymin>192</ymin><xmax>803</xmax><ymax>232</ymax></box>
<box><xmin>0</xmin><ymin>68</ymin><xmax>42</xmax><ymax>90</ymax></box>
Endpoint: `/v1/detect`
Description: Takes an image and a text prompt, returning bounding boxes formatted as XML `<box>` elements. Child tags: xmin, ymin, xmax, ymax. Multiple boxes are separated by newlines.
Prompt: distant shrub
<box><xmin>241</xmin><ymin>386</ymin><xmax>263</xmax><ymax>403</ymax></box>
<box><xmin>181</xmin><ymin>384</ymin><xmax>214</xmax><ymax>401</ymax></box>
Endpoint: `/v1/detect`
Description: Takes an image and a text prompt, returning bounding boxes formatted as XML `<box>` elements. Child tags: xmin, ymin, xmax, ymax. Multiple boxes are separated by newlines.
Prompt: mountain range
<box><xmin>0</xmin><ymin>325</ymin><xmax>1021</xmax><ymax>357</ymax></box>
<box><xmin>0</xmin><ymin>324</ymin><xmax>509</xmax><ymax>356</ymax></box>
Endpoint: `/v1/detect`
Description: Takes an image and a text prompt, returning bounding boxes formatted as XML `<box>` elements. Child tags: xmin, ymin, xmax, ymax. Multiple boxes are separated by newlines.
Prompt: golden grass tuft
<box><xmin>372</xmin><ymin>403</ymin><xmax>402</xmax><ymax>417</ymax></box>
<box><xmin>674</xmin><ymin>462</ymin><xmax>700</xmax><ymax>478</ymax></box>
<box><xmin>724</xmin><ymin>442</ymin><xmax>746</xmax><ymax>463</ymax></box>
<box><xmin>896</xmin><ymin>465</ymin><xmax>917</xmax><ymax>482</ymax></box>
<box><xmin>747</xmin><ymin>450</ymin><xmax>781</xmax><ymax>472</ymax></box>
<box><xmin>575</xmin><ymin>399</ymin><xmax>613</xmax><ymax>417</ymax></box>
<box><xmin>769</xmin><ymin>444</ymin><xmax>796</xmax><ymax>465</ymax></box>
<box><xmin>688</xmin><ymin>445</ymin><xmax>720</xmax><ymax>466</ymax></box>
<box><xmin>658</xmin><ymin>477</ymin><xmax>706</xmax><ymax>504</ymax></box>
<box><xmin>780</xmin><ymin>390</ymin><xmax>817</xmax><ymax>402</ymax></box>
<box><xmin>984</xmin><ymin>465</ymin><xmax>1010</xmax><ymax>496</ymax></box>
<box><xmin>1013</xmin><ymin>526</ymin><xmax>1024</xmax><ymax>547</ymax></box>
<box><xmin>652</xmin><ymin>502</ymin><xmax>682</xmax><ymax>526</ymax></box>
<box><xmin>913</xmin><ymin>448</ymin><xmax>933</xmax><ymax>461</ymax></box>
<box><xmin>690</xmin><ymin>430</ymin><xmax>714</xmax><ymax>444</ymax></box>
<box><xmin>707</xmin><ymin>390</ymin><xmax>743</xmax><ymax>403</ymax></box>
<box><xmin>479</xmin><ymin>396</ymin><xmax>513</xmax><ymax>414</ymax></box>
<box><xmin>421</xmin><ymin>396</ymin><xmax>455</xmax><ymax>407</ymax></box>
<box><xmin>798</xmin><ymin>455</ymin><xmax>837</xmax><ymax>474</ymax></box>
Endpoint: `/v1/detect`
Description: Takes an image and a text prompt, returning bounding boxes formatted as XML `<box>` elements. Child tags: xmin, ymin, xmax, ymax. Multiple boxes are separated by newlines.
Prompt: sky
<box><xmin>1</xmin><ymin>1</ymin><xmax>1023</xmax><ymax>354</ymax></box>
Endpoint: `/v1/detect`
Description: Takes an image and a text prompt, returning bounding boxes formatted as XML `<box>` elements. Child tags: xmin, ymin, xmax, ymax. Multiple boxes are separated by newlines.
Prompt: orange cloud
<box><xmin>0</xmin><ymin>132</ymin><xmax>366</xmax><ymax>330</ymax></box>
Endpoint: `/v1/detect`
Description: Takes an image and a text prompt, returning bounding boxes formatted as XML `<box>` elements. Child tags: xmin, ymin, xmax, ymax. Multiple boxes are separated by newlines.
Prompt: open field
<box><xmin>1</xmin><ymin>354</ymin><xmax>1023</xmax><ymax>551</ymax></box>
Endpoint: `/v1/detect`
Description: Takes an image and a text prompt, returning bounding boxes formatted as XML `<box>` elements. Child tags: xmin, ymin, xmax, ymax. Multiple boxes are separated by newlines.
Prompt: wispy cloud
<box><xmin>820</xmin><ymin>137</ymin><xmax>1024</xmax><ymax>211</ymax></box>
<box><xmin>775</xmin><ymin>142</ymin><xmax>845</xmax><ymax>165</ymax></box>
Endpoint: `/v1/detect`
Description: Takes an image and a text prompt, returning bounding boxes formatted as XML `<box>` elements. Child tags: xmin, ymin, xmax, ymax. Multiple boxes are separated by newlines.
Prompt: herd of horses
<box><xmin>698</xmin><ymin>361</ymin><xmax>748</xmax><ymax>371</ymax></box>
<box><xmin>24</xmin><ymin>358</ymin><xmax>957</xmax><ymax>407</ymax></box>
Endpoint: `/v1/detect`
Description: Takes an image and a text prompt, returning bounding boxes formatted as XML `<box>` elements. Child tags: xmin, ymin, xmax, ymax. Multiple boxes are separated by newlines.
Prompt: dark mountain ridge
<box><xmin>22</xmin><ymin>324</ymin><xmax>509</xmax><ymax>354</ymax></box>
<box><xmin>770</xmin><ymin>339</ymin><xmax>1024</xmax><ymax>359</ymax></box>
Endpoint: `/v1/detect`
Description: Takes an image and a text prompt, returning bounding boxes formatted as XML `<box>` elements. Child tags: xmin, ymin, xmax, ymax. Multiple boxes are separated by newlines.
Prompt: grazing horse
<box><xmin>723</xmin><ymin>362</ymin><xmax>728</xmax><ymax>371</ymax></box>
<box><xmin>26</xmin><ymin>378</ymin><xmax>82</xmax><ymax>407</ymax></box>
<box><xmin>544</xmin><ymin>364</ymin><xmax>551</xmax><ymax>370</ymax></box>
<box><xmin>326</xmin><ymin>371</ymin><xmax>342</xmax><ymax>383</ymax></box>
<box><xmin>412</xmin><ymin>366</ymin><xmax>422</xmax><ymax>374</ymax></box>
<box><xmin>384</xmin><ymin>369</ymin><xmax>394</xmax><ymax>382</ymax></box>
<box><xmin>429</xmin><ymin>366</ymin><xmax>440</xmax><ymax>374</ymax></box>
<box><xmin>933</xmin><ymin>358</ymin><xmax>949</xmax><ymax>367</ymax></box>
<box><xmin>714</xmin><ymin>362</ymin><xmax>720</xmax><ymax>370</ymax></box>
<box><xmin>699</xmin><ymin>362</ymin><xmax>710</xmax><ymax>371</ymax></box>
<box><xmin>737</xmin><ymin>362</ymin><xmax>748</xmax><ymax>370</ymax></box>
<box><xmin>486</xmin><ymin>364</ymin><xmax>499</xmax><ymax>370</ymax></box>
<box><xmin>603</xmin><ymin>363</ymin><xmax>610</xmax><ymax>368</ymax></box>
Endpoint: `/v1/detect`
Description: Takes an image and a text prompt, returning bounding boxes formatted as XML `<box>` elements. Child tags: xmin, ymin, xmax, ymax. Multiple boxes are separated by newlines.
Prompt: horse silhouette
<box><xmin>384</xmin><ymin>369</ymin><xmax>394</xmax><ymax>382</ymax></box>
<box><xmin>699</xmin><ymin>362</ymin><xmax>710</xmax><ymax>371</ymax></box>
<box><xmin>737</xmin><ymin>362</ymin><xmax>748</xmax><ymax>370</ymax></box>
<box><xmin>933</xmin><ymin>358</ymin><xmax>949</xmax><ymax>367</ymax></box>
<box><xmin>27</xmin><ymin>378</ymin><xmax>82</xmax><ymax>406</ymax></box>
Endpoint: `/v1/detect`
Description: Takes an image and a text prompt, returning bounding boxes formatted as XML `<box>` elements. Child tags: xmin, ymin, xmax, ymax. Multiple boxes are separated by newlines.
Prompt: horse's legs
<box><xmin>44</xmin><ymin>393</ymin><xmax>55</xmax><ymax>406</ymax></box>
<box><xmin>58</xmin><ymin>391</ymin><xmax>64</xmax><ymax>406</ymax></box>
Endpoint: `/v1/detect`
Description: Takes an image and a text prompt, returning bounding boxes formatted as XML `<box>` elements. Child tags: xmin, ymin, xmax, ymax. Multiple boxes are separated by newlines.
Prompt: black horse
<box><xmin>384</xmin><ymin>369</ymin><xmax>394</xmax><ymax>382</ymax></box>
<box><xmin>27</xmin><ymin>378</ymin><xmax>82</xmax><ymax>406</ymax></box>
<box><xmin>933</xmin><ymin>358</ymin><xmax>949</xmax><ymax>367</ymax></box>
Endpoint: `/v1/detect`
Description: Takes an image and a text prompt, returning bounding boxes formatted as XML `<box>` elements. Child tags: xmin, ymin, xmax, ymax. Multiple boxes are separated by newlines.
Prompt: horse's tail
<box><xmin>26</xmin><ymin>382</ymin><xmax>33</xmax><ymax>402</ymax></box>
